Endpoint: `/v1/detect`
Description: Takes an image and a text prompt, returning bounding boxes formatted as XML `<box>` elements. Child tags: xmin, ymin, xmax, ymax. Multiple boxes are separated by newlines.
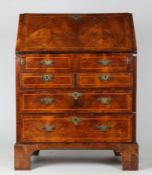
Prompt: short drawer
<box><xmin>19</xmin><ymin>92</ymin><xmax>75</xmax><ymax>113</ymax></box>
<box><xmin>20</xmin><ymin>54</ymin><xmax>72</xmax><ymax>72</ymax></box>
<box><xmin>79</xmin><ymin>54</ymin><xmax>134</xmax><ymax>72</ymax></box>
<box><xmin>77</xmin><ymin>73</ymin><xmax>133</xmax><ymax>88</ymax></box>
<box><xmin>77</xmin><ymin>91</ymin><xmax>133</xmax><ymax>113</ymax></box>
<box><xmin>19</xmin><ymin>91</ymin><xmax>133</xmax><ymax>113</ymax></box>
<box><xmin>20</xmin><ymin>73</ymin><xmax>74</xmax><ymax>88</ymax></box>
<box><xmin>19</xmin><ymin>114</ymin><xmax>133</xmax><ymax>143</ymax></box>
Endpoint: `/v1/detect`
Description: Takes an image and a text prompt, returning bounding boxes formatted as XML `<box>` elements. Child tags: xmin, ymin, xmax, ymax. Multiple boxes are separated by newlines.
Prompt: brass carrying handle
<box><xmin>40</xmin><ymin>97</ymin><xmax>54</xmax><ymax>105</ymax></box>
<box><xmin>40</xmin><ymin>60</ymin><xmax>54</xmax><ymax>67</ymax></box>
<box><xmin>99</xmin><ymin>74</ymin><xmax>112</xmax><ymax>81</ymax></box>
<box><xmin>98</xmin><ymin>59</ymin><xmax>112</xmax><ymax>66</ymax></box>
<box><xmin>69</xmin><ymin>92</ymin><xmax>83</xmax><ymax>100</ymax></box>
<box><xmin>41</xmin><ymin>124</ymin><xmax>56</xmax><ymax>132</ymax></box>
<box><xmin>69</xmin><ymin>116</ymin><xmax>82</xmax><ymax>125</ymax></box>
<box><xmin>41</xmin><ymin>74</ymin><xmax>53</xmax><ymax>82</ymax></box>
<box><xmin>97</xmin><ymin>125</ymin><xmax>111</xmax><ymax>132</ymax></box>
<box><xmin>97</xmin><ymin>97</ymin><xmax>112</xmax><ymax>105</ymax></box>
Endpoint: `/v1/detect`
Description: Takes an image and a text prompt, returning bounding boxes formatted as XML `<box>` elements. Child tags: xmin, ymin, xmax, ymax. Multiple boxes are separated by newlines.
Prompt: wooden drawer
<box><xmin>77</xmin><ymin>73</ymin><xmax>133</xmax><ymax>88</ymax></box>
<box><xmin>19</xmin><ymin>114</ymin><xmax>133</xmax><ymax>143</ymax></box>
<box><xmin>19</xmin><ymin>91</ymin><xmax>133</xmax><ymax>113</ymax></box>
<box><xmin>77</xmin><ymin>91</ymin><xmax>133</xmax><ymax>113</ymax></box>
<box><xmin>20</xmin><ymin>54</ymin><xmax>72</xmax><ymax>72</ymax></box>
<box><xmin>19</xmin><ymin>92</ymin><xmax>75</xmax><ymax>113</ymax></box>
<box><xmin>20</xmin><ymin>73</ymin><xmax>74</xmax><ymax>89</ymax></box>
<box><xmin>79</xmin><ymin>54</ymin><xmax>133</xmax><ymax>72</ymax></box>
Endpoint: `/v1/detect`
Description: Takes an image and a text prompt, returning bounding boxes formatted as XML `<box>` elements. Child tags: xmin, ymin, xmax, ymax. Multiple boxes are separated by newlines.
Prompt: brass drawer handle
<box><xmin>97</xmin><ymin>125</ymin><xmax>111</xmax><ymax>132</ymax></box>
<box><xmin>41</xmin><ymin>124</ymin><xmax>56</xmax><ymax>132</ymax></box>
<box><xmin>99</xmin><ymin>74</ymin><xmax>112</xmax><ymax>81</ymax></box>
<box><xmin>69</xmin><ymin>116</ymin><xmax>82</xmax><ymax>125</ymax></box>
<box><xmin>98</xmin><ymin>59</ymin><xmax>112</xmax><ymax>66</ymax></box>
<box><xmin>41</xmin><ymin>74</ymin><xmax>53</xmax><ymax>82</ymax></box>
<box><xmin>97</xmin><ymin>97</ymin><xmax>112</xmax><ymax>105</ymax></box>
<box><xmin>69</xmin><ymin>92</ymin><xmax>83</xmax><ymax>100</ymax></box>
<box><xmin>40</xmin><ymin>97</ymin><xmax>54</xmax><ymax>105</ymax></box>
<box><xmin>40</xmin><ymin>60</ymin><xmax>54</xmax><ymax>67</ymax></box>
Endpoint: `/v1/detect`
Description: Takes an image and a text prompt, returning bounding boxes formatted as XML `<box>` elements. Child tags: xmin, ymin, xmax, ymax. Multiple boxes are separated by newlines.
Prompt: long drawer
<box><xmin>19</xmin><ymin>114</ymin><xmax>133</xmax><ymax>143</ymax></box>
<box><xmin>19</xmin><ymin>54</ymin><xmax>134</xmax><ymax>73</ymax></box>
<box><xmin>19</xmin><ymin>91</ymin><xmax>133</xmax><ymax>113</ymax></box>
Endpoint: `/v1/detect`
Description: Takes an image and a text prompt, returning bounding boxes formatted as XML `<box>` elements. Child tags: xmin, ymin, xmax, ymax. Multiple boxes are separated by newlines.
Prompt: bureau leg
<box><xmin>121</xmin><ymin>144</ymin><xmax>139</xmax><ymax>170</ymax></box>
<box><xmin>14</xmin><ymin>144</ymin><xmax>36</xmax><ymax>170</ymax></box>
<box><xmin>32</xmin><ymin>150</ymin><xmax>40</xmax><ymax>156</ymax></box>
<box><xmin>113</xmin><ymin>150</ymin><xmax>121</xmax><ymax>156</ymax></box>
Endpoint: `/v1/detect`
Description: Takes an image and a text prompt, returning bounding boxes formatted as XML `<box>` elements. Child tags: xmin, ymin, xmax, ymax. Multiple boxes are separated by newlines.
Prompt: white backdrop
<box><xmin>0</xmin><ymin>0</ymin><xmax>152</xmax><ymax>174</ymax></box>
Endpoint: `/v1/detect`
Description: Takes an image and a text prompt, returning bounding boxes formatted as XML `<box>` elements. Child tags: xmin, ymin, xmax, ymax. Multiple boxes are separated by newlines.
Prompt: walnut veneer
<box><xmin>15</xmin><ymin>13</ymin><xmax>138</xmax><ymax>170</ymax></box>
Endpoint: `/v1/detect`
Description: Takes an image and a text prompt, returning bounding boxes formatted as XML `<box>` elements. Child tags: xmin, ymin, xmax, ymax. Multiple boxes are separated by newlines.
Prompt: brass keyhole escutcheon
<box><xmin>69</xmin><ymin>92</ymin><xmax>83</xmax><ymax>100</ymax></box>
<box><xmin>41</xmin><ymin>74</ymin><xmax>53</xmax><ymax>82</ymax></box>
<box><xmin>69</xmin><ymin>116</ymin><xmax>82</xmax><ymax>125</ymax></box>
<box><xmin>99</xmin><ymin>74</ymin><xmax>112</xmax><ymax>81</ymax></box>
<box><xmin>69</xmin><ymin>14</ymin><xmax>81</xmax><ymax>20</ymax></box>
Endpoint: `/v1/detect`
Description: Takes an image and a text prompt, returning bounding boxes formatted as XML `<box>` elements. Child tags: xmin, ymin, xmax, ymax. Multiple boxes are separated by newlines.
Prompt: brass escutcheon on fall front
<box><xmin>69</xmin><ymin>14</ymin><xmax>81</xmax><ymax>20</ymax></box>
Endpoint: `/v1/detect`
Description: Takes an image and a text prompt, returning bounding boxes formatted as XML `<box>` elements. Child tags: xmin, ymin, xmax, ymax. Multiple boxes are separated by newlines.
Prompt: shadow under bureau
<box><xmin>15</xmin><ymin>13</ymin><xmax>138</xmax><ymax>170</ymax></box>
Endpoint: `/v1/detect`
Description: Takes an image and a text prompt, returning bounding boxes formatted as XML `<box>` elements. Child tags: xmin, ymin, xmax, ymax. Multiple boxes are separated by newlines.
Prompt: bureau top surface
<box><xmin>16</xmin><ymin>13</ymin><xmax>137</xmax><ymax>54</ymax></box>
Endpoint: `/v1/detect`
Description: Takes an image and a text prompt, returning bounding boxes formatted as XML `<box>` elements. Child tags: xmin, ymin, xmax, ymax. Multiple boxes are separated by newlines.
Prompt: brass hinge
<box><xmin>20</xmin><ymin>58</ymin><xmax>26</xmax><ymax>65</ymax></box>
<box><xmin>126</xmin><ymin>58</ymin><xmax>132</xmax><ymax>64</ymax></box>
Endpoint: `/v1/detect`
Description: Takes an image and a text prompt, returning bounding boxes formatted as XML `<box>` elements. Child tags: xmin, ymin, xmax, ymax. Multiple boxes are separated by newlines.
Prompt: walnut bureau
<box><xmin>15</xmin><ymin>13</ymin><xmax>138</xmax><ymax>170</ymax></box>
